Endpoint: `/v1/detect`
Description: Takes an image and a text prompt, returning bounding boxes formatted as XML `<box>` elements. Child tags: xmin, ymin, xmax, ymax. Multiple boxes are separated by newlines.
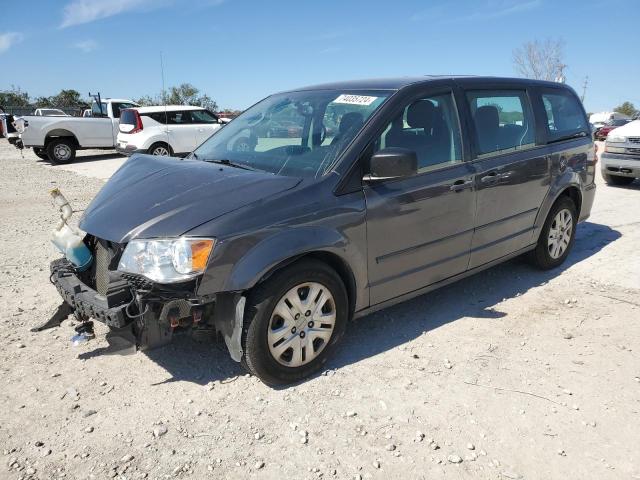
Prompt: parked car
<box><xmin>11</xmin><ymin>98</ymin><xmax>138</xmax><ymax>163</ymax></box>
<box><xmin>48</xmin><ymin>76</ymin><xmax>595</xmax><ymax>385</ymax></box>
<box><xmin>600</xmin><ymin>119</ymin><xmax>640</xmax><ymax>185</ymax></box>
<box><xmin>34</xmin><ymin>108</ymin><xmax>70</xmax><ymax>117</ymax></box>
<box><xmin>116</xmin><ymin>106</ymin><xmax>223</xmax><ymax>157</ymax></box>
<box><xmin>594</xmin><ymin>118</ymin><xmax>630</xmax><ymax>140</ymax></box>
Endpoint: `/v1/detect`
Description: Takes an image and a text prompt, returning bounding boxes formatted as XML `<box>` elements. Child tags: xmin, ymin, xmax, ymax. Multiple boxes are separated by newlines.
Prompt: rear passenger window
<box><xmin>466</xmin><ymin>90</ymin><xmax>535</xmax><ymax>156</ymax></box>
<box><xmin>166</xmin><ymin>111</ymin><xmax>191</xmax><ymax>124</ymax></box>
<box><xmin>374</xmin><ymin>92</ymin><xmax>463</xmax><ymax>173</ymax></box>
<box><xmin>541</xmin><ymin>90</ymin><xmax>588</xmax><ymax>142</ymax></box>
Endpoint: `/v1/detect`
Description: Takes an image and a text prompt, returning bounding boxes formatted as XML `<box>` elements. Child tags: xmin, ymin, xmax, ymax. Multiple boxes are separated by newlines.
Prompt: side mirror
<box><xmin>364</xmin><ymin>147</ymin><xmax>418</xmax><ymax>182</ymax></box>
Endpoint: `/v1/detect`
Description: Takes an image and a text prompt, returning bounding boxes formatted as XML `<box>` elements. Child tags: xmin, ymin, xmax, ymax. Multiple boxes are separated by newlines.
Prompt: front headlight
<box><xmin>607</xmin><ymin>135</ymin><xmax>626</xmax><ymax>143</ymax></box>
<box><xmin>118</xmin><ymin>237</ymin><xmax>215</xmax><ymax>283</ymax></box>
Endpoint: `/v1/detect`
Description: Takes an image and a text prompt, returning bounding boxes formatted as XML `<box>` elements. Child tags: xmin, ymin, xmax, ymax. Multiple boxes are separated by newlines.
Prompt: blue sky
<box><xmin>1</xmin><ymin>0</ymin><xmax>638</xmax><ymax>112</ymax></box>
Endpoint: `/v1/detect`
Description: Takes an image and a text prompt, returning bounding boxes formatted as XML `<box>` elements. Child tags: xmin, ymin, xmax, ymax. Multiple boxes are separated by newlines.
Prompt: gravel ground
<box><xmin>1</xmin><ymin>142</ymin><xmax>639</xmax><ymax>480</ymax></box>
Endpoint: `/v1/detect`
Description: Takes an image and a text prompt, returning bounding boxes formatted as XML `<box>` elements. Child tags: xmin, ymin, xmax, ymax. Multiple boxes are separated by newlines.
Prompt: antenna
<box><xmin>160</xmin><ymin>52</ymin><xmax>169</xmax><ymax>143</ymax></box>
<box><xmin>581</xmin><ymin>76</ymin><xmax>589</xmax><ymax>103</ymax></box>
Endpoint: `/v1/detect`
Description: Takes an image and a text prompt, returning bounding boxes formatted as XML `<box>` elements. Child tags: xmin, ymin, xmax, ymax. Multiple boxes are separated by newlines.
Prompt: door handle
<box><xmin>450</xmin><ymin>179</ymin><xmax>473</xmax><ymax>192</ymax></box>
<box><xmin>480</xmin><ymin>171</ymin><xmax>499</xmax><ymax>183</ymax></box>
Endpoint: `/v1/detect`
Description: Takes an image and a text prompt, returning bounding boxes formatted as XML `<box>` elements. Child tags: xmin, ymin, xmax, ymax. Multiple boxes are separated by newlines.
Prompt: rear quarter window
<box><xmin>541</xmin><ymin>89</ymin><xmax>588</xmax><ymax>142</ymax></box>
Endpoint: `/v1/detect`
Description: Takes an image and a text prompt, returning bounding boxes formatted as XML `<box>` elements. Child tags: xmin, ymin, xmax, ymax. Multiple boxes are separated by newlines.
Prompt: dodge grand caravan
<box><xmin>47</xmin><ymin>76</ymin><xmax>596</xmax><ymax>385</ymax></box>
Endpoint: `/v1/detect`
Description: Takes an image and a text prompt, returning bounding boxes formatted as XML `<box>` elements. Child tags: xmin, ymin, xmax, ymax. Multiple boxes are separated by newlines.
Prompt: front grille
<box><xmin>628</xmin><ymin>137</ymin><xmax>640</xmax><ymax>144</ymax></box>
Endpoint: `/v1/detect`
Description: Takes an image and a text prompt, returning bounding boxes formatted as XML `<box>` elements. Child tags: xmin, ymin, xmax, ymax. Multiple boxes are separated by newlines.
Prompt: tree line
<box><xmin>0</xmin><ymin>83</ymin><xmax>239</xmax><ymax>113</ymax></box>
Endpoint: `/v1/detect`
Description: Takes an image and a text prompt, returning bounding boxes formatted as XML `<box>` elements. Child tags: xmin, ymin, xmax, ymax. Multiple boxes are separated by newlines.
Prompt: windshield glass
<box><xmin>192</xmin><ymin>90</ymin><xmax>391</xmax><ymax>178</ymax></box>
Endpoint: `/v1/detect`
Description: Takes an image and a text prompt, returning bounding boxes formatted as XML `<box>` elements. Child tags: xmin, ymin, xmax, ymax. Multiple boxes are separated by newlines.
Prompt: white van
<box><xmin>116</xmin><ymin>106</ymin><xmax>225</xmax><ymax>157</ymax></box>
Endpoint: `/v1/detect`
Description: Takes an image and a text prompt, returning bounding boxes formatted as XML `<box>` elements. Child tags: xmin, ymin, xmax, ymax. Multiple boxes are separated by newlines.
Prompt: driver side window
<box><xmin>373</xmin><ymin>92</ymin><xmax>463</xmax><ymax>174</ymax></box>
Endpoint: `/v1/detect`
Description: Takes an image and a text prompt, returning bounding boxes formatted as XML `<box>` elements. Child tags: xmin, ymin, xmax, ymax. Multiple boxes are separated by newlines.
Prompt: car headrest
<box><xmin>474</xmin><ymin>105</ymin><xmax>500</xmax><ymax>129</ymax></box>
<box><xmin>407</xmin><ymin>100</ymin><xmax>437</xmax><ymax>129</ymax></box>
<box><xmin>339</xmin><ymin>112</ymin><xmax>364</xmax><ymax>135</ymax></box>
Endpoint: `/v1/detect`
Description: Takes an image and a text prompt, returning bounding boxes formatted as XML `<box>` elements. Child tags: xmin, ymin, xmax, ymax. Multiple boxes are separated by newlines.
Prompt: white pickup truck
<box><xmin>12</xmin><ymin>98</ymin><xmax>138</xmax><ymax>164</ymax></box>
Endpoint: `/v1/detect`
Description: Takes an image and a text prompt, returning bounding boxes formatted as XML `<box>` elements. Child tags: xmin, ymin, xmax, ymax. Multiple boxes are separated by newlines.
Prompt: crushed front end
<box><xmin>49</xmin><ymin>234</ymin><xmax>245</xmax><ymax>356</ymax></box>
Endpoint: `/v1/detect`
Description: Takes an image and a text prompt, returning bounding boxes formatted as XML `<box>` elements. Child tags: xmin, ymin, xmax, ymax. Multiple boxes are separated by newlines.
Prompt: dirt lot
<box><xmin>1</xmin><ymin>142</ymin><xmax>639</xmax><ymax>480</ymax></box>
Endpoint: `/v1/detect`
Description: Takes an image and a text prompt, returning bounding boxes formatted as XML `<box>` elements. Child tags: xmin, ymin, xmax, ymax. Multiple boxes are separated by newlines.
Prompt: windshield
<box><xmin>192</xmin><ymin>90</ymin><xmax>391</xmax><ymax>178</ymax></box>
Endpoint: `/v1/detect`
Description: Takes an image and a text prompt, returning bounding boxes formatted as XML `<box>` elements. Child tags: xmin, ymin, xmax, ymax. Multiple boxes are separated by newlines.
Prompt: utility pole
<box><xmin>580</xmin><ymin>76</ymin><xmax>589</xmax><ymax>103</ymax></box>
<box><xmin>555</xmin><ymin>63</ymin><xmax>567</xmax><ymax>84</ymax></box>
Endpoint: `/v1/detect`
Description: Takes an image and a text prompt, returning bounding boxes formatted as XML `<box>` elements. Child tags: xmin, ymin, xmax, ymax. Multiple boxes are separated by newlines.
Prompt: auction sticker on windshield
<box><xmin>333</xmin><ymin>94</ymin><xmax>378</xmax><ymax>106</ymax></box>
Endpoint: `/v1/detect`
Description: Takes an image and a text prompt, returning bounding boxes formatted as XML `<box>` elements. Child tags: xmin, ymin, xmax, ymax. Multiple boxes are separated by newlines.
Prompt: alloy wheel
<box><xmin>152</xmin><ymin>146</ymin><xmax>170</xmax><ymax>156</ymax></box>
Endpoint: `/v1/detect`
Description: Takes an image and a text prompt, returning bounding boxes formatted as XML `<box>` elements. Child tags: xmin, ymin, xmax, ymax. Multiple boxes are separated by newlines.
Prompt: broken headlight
<box><xmin>118</xmin><ymin>238</ymin><xmax>215</xmax><ymax>283</ymax></box>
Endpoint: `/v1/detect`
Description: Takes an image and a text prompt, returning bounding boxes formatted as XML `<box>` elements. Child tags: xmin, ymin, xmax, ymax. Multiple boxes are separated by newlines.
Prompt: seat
<box><xmin>331</xmin><ymin>112</ymin><xmax>364</xmax><ymax>145</ymax></box>
<box><xmin>386</xmin><ymin>100</ymin><xmax>451</xmax><ymax>169</ymax></box>
<box><xmin>473</xmin><ymin>105</ymin><xmax>500</xmax><ymax>154</ymax></box>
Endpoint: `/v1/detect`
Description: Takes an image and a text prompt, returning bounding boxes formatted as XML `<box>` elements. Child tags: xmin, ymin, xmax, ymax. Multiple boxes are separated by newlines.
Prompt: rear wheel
<box><xmin>242</xmin><ymin>259</ymin><xmax>348</xmax><ymax>386</ymax></box>
<box><xmin>529</xmin><ymin>196</ymin><xmax>577</xmax><ymax>270</ymax></box>
<box><xmin>33</xmin><ymin>147</ymin><xmax>49</xmax><ymax>160</ymax></box>
<box><xmin>148</xmin><ymin>142</ymin><xmax>172</xmax><ymax>156</ymax></box>
<box><xmin>46</xmin><ymin>138</ymin><xmax>76</xmax><ymax>164</ymax></box>
<box><xmin>603</xmin><ymin>173</ymin><xmax>635</xmax><ymax>186</ymax></box>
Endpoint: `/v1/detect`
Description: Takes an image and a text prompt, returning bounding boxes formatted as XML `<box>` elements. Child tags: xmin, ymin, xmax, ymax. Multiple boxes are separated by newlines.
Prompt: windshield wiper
<box><xmin>201</xmin><ymin>158</ymin><xmax>259</xmax><ymax>171</ymax></box>
<box><xmin>548</xmin><ymin>132</ymin><xmax>587</xmax><ymax>144</ymax></box>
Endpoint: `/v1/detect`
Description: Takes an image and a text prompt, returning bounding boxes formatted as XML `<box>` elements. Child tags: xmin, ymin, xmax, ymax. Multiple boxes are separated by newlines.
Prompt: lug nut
<box><xmin>291</xmin><ymin>327</ymin><xmax>297</xmax><ymax>334</ymax></box>
<box><xmin>305</xmin><ymin>310</ymin><xmax>311</xmax><ymax>317</ymax></box>
<box><xmin>308</xmin><ymin>321</ymin><xmax>314</xmax><ymax>328</ymax></box>
<box><xmin>299</xmin><ymin>331</ymin><xmax>306</xmax><ymax>338</ymax></box>
<box><xmin>295</xmin><ymin>313</ymin><xmax>301</xmax><ymax>320</ymax></box>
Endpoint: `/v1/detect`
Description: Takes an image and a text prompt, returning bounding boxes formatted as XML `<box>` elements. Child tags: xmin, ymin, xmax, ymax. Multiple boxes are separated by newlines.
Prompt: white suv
<box><xmin>601</xmin><ymin>119</ymin><xmax>640</xmax><ymax>186</ymax></box>
<box><xmin>116</xmin><ymin>106</ymin><xmax>224</xmax><ymax>157</ymax></box>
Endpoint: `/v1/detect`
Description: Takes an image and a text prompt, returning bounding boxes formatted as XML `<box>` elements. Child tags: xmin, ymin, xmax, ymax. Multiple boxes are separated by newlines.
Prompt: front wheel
<box><xmin>529</xmin><ymin>196</ymin><xmax>577</xmax><ymax>270</ymax></box>
<box><xmin>603</xmin><ymin>173</ymin><xmax>635</xmax><ymax>186</ymax></box>
<box><xmin>46</xmin><ymin>138</ymin><xmax>76</xmax><ymax>164</ymax></box>
<box><xmin>242</xmin><ymin>259</ymin><xmax>348</xmax><ymax>386</ymax></box>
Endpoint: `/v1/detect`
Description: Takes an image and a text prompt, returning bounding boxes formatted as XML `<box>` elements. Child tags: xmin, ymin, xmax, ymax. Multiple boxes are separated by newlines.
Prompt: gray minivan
<box><xmin>49</xmin><ymin>76</ymin><xmax>596</xmax><ymax>385</ymax></box>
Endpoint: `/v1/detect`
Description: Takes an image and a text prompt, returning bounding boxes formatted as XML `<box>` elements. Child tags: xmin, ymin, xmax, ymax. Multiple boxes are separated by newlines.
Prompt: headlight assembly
<box><xmin>606</xmin><ymin>135</ymin><xmax>626</xmax><ymax>144</ymax></box>
<box><xmin>118</xmin><ymin>237</ymin><xmax>215</xmax><ymax>283</ymax></box>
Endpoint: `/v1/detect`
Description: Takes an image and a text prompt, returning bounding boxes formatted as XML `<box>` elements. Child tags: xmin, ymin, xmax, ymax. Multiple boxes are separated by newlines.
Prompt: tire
<box><xmin>529</xmin><ymin>196</ymin><xmax>577</xmax><ymax>270</ymax></box>
<box><xmin>46</xmin><ymin>138</ymin><xmax>76</xmax><ymax>164</ymax></box>
<box><xmin>603</xmin><ymin>173</ymin><xmax>634</xmax><ymax>186</ymax></box>
<box><xmin>242</xmin><ymin>259</ymin><xmax>348</xmax><ymax>386</ymax></box>
<box><xmin>148</xmin><ymin>142</ymin><xmax>172</xmax><ymax>156</ymax></box>
<box><xmin>33</xmin><ymin>147</ymin><xmax>49</xmax><ymax>160</ymax></box>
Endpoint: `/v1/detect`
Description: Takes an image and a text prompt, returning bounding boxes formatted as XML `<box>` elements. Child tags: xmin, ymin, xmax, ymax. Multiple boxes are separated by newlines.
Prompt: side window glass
<box><xmin>466</xmin><ymin>90</ymin><xmax>535</xmax><ymax>156</ymax></box>
<box><xmin>166</xmin><ymin>111</ymin><xmax>191</xmax><ymax>124</ymax></box>
<box><xmin>541</xmin><ymin>90</ymin><xmax>588</xmax><ymax>142</ymax></box>
<box><xmin>372</xmin><ymin>92</ymin><xmax>463</xmax><ymax>173</ymax></box>
<box><xmin>190</xmin><ymin>110</ymin><xmax>218</xmax><ymax>124</ymax></box>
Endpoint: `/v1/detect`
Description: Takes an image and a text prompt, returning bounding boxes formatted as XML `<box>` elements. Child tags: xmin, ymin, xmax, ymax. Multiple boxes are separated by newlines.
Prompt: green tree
<box><xmin>34</xmin><ymin>96</ymin><xmax>54</xmax><ymax>108</ymax></box>
<box><xmin>164</xmin><ymin>83</ymin><xmax>218</xmax><ymax>111</ymax></box>
<box><xmin>0</xmin><ymin>85</ymin><xmax>30</xmax><ymax>107</ymax></box>
<box><xmin>614</xmin><ymin>101</ymin><xmax>637</xmax><ymax>117</ymax></box>
<box><xmin>49</xmin><ymin>89</ymin><xmax>86</xmax><ymax>107</ymax></box>
<box><xmin>134</xmin><ymin>95</ymin><xmax>158</xmax><ymax>106</ymax></box>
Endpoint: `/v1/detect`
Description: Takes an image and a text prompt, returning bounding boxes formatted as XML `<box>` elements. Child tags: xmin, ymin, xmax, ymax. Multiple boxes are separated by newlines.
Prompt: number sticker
<box><xmin>333</xmin><ymin>94</ymin><xmax>378</xmax><ymax>106</ymax></box>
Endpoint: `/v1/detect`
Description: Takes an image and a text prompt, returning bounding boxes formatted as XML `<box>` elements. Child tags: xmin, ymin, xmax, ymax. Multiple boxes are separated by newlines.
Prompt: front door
<box><xmin>364</xmin><ymin>89</ymin><xmax>476</xmax><ymax>305</ymax></box>
<box><xmin>463</xmin><ymin>88</ymin><xmax>551</xmax><ymax>268</ymax></box>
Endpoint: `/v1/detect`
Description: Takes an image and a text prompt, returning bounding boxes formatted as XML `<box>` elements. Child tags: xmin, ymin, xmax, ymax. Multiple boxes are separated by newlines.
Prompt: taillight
<box><xmin>131</xmin><ymin>110</ymin><xmax>143</xmax><ymax>134</ymax></box>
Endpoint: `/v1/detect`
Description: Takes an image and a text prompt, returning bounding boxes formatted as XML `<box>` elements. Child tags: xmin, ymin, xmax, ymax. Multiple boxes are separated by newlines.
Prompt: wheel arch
<box><xmin>219</xmin><ymin>228</ymin><xmax>364</xmax><ymax>319</ymax></box>
<box><xmin>45</xmin><ymin>129</ymin><xmax>79</xmax><ymax>147</ymax></box>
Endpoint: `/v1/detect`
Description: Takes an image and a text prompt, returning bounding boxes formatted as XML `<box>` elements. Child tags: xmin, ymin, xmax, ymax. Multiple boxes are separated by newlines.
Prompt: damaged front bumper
<box><xmin>49</xmin><ymin>257</ymin><xmax>245</xmax><ymax>360</ymax></box>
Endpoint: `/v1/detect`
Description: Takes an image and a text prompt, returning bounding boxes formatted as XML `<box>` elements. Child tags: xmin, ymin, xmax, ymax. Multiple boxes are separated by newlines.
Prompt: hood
<box><xmin>80</xmin><ymin>155</ymin><xmax>300</xmax><ymax>243</ymax></box>
<box><xmin>608</xmin><ymin>119</ymin><xmax>640</xmax><ymax>137</ymax></box>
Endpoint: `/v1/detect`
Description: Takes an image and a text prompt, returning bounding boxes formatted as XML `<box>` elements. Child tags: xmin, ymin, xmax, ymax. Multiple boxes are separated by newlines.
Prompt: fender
<box><xmin>221</xmin><ymin>226</ymin><xmax>368</xmax><ymax>310</ymax></box>
<box><xmin>533</xmin><ymin>170</ymin><xmax>583</xmax><ymax>240</ymax></box>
